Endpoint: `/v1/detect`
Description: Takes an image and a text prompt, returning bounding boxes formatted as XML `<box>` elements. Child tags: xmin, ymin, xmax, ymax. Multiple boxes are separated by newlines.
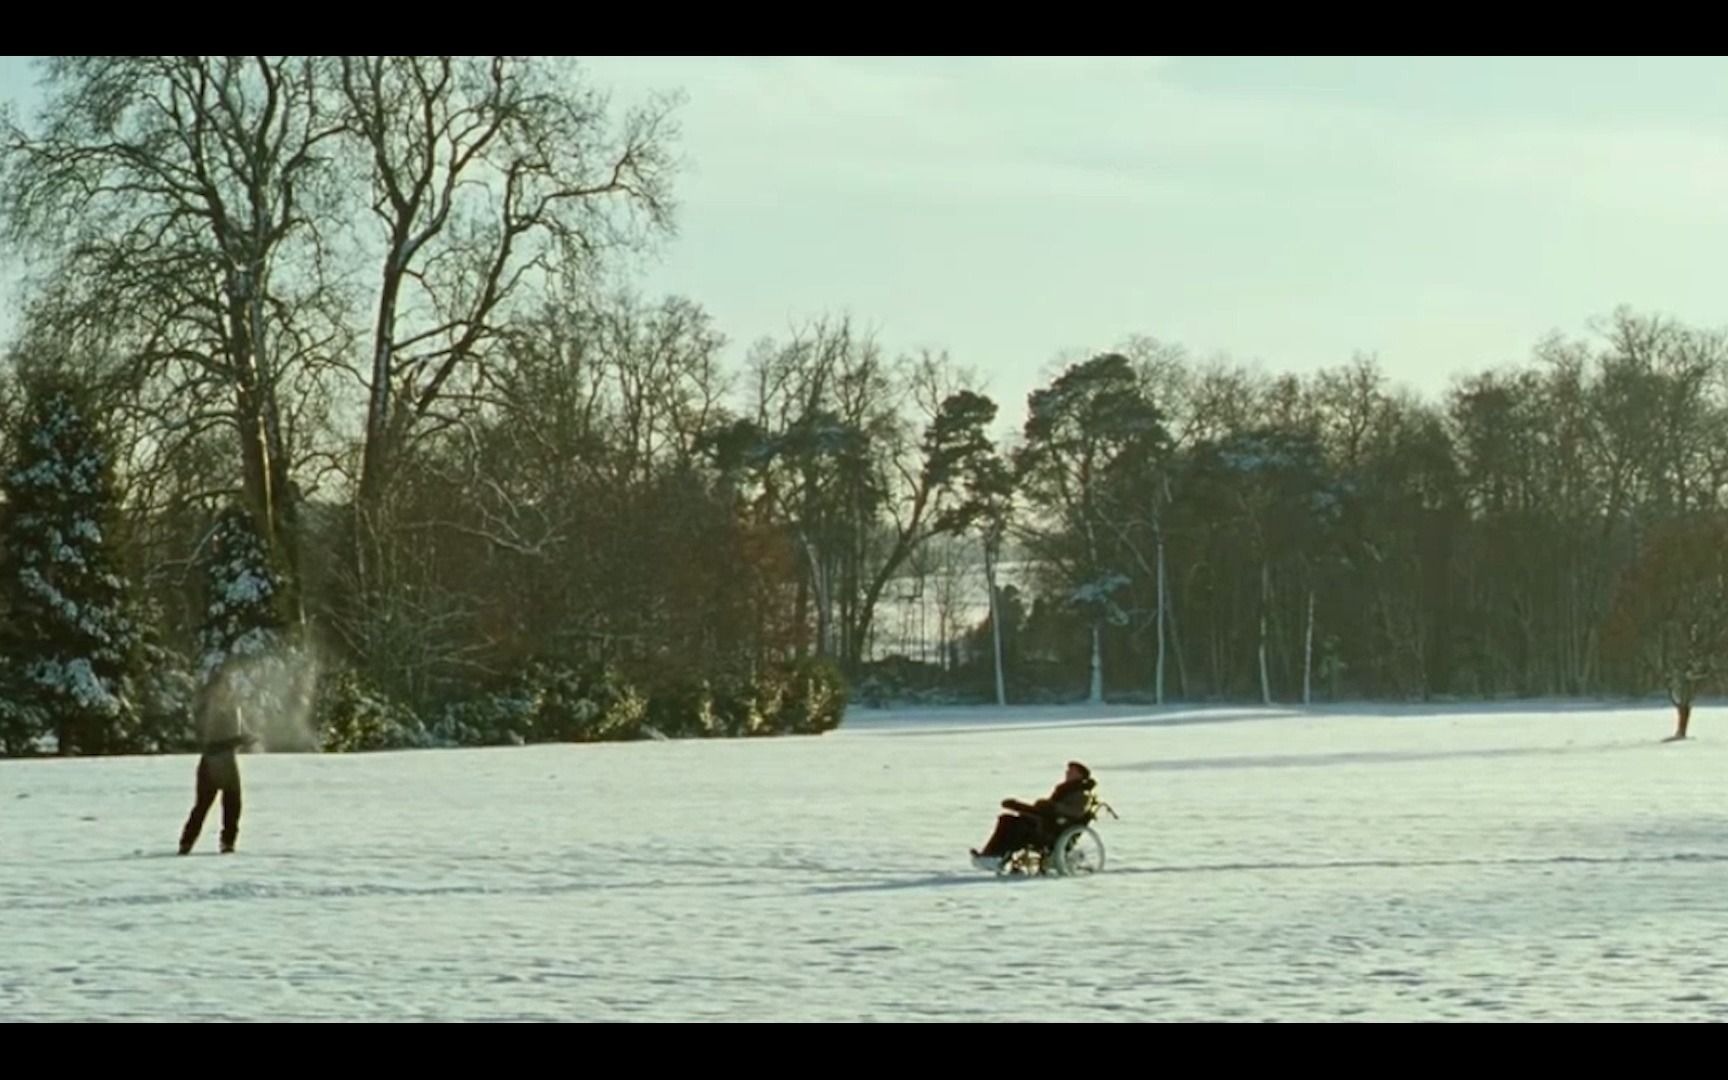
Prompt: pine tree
<box><xmin>199</xmin><ymin>505</ymin><xmax>288</xmax><ymax>678</ymax></box>
<box><xmin>0</xmin><ymin>378</ymin><xmax>140</xmax><ymax>754</ymax></box>
<box><xmin>197</xmin><ymin>505</ymin><xmax>316</xmax><ymax>750</ymax></box>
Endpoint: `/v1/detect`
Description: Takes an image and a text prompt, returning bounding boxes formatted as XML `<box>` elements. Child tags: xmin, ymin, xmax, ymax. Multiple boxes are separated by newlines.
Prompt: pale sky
<box><xmin>4</xmin><ymin>56</ymin><xmax>1727</xmax><ymax>416</ymax></box>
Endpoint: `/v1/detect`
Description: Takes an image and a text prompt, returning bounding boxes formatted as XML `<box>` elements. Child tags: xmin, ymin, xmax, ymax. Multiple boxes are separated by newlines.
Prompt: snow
<box><xmin>2</xmin><ymin>701</ymin><xmax>1725</xmax><ymax>1021</ymax></box>
<box><xmin>219</xmin><ymin>569</ymin><xmax>274</xmax><ymax>607</ymax></box>
<box><xmin>35</xmin><ymin>657</ymin><xmax>121</xmax><ymax>715</ymax></box>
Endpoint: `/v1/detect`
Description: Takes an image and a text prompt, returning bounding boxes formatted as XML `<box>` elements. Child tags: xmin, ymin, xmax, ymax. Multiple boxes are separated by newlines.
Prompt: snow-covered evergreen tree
<box><xmin>0</xmin><ymin>652</ymin><xmax>49</xmax><ymax>756</ymax></box>
<box><xmin>0</xmin><ymin>379</ymin><xmax>140</xmax><ymax>754</ymax></box>
<box><xmin>199</xmin><ymin>505</ymin><xmax>288</xmax><ymax>677</ymax></box>
<box><xmin>197</xmin><ymin>505</ymin><xmax>317</xmax><ymax>750</ymax></box>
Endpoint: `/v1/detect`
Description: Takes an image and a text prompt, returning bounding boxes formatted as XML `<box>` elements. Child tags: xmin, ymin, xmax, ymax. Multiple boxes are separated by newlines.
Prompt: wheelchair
<box><xmin>996</xmin><ymin>790</ymin><xmax>1116</xmax><ymax>877</ymax></box>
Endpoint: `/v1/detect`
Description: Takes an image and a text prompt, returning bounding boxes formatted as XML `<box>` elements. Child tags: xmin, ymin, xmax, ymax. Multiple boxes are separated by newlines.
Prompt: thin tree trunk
<box><xmin>1089</xmin><ymin>622</ymin><xmax>1104</xmax><ymax>704</ymax></box>
<box><xmin>1258</xmin><ymin>560</ymin><xmax>1272</xmax><ymax>706</ymax></box>
<box><xmin>1156</xmin><ymin>533</ymin><xmax>1167</xmax><ymax>706</ymax></box>
<box><xmin>1304</xmin><ymin>587</ymin><xmax>1315</xmax><ymax>706</ymax></box>
<box><xmin>986</xmin><ymin>540</ymin><xmax>1007</xmax><ymax>707</ymax></box>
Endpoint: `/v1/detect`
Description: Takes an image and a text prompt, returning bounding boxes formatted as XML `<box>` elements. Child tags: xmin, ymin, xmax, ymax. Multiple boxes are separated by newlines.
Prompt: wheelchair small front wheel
<box><xmin>1052</xmin><ymin>825</ymin><xmax>1105</xmax><ymax>876</ymax></box>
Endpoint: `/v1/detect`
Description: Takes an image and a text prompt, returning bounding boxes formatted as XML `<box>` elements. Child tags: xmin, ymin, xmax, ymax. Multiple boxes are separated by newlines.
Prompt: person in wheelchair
<box><xmin>970</xmin><ymin>760</ymin><xmax>1094</xmax><ymax>870</ymax></box>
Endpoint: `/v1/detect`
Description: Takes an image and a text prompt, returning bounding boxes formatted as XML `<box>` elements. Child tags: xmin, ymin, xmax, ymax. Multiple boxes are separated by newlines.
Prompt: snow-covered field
<box><xmin>3</xmin><ymin>702</ymin><xmax>1725</xmax><ymax>1021</ymax></box>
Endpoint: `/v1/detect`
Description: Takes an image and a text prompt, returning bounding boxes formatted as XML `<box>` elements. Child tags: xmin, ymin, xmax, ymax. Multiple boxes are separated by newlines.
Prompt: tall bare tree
<box><xmin>2</xmin><ymin>56</ymin><xmax>348</xmax><ymax>590</ymax></box>
<box><xmin>334</xmin><ymin>56</ymin><xmax>676</xmax><ymax>522</ymax></box>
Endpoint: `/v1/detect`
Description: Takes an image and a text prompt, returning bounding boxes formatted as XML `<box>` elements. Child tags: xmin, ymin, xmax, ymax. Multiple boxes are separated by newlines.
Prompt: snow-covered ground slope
<box><xmin>3</xmin><ymin>702</ymin><xmax>1723</xmax><ymax>1021</ymax></box>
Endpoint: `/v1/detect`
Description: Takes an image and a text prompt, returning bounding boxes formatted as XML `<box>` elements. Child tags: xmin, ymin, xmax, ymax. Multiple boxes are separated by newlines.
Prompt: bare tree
<box><xmin>1604</xmin><ymin>513</ymin><xmax>1728</xmax><ymax>740</ymax></box>
<box><xmin>2</xmin><ymin>57</ymin><xmax>349</xmax><ymax>589</ymax></box>
<box><xmin>334</xmin><ymin>56</ymin><xmax>677</xmax><ymax>522</ymax></box>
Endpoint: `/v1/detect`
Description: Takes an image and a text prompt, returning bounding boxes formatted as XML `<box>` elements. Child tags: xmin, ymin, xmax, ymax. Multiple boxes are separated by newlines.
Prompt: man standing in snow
<box><xmin>178</xmin><ymin>666</ymin><xmax>253</xmax><ymax>855</ymax></box>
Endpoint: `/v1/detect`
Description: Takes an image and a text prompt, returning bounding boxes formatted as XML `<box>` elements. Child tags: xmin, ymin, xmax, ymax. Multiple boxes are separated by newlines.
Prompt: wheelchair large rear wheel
<box><xmin>1052</xmin><ymin>824</ymin><xmax>1105</xmax><ymax>875</ymax></box>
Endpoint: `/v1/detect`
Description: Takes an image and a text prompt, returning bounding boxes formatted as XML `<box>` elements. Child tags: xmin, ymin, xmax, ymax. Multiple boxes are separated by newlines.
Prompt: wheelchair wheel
<box><xmin>1052</xmin><ymin>824</ymin><xmax>1105</xmax><ymax>876</ymax></box>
